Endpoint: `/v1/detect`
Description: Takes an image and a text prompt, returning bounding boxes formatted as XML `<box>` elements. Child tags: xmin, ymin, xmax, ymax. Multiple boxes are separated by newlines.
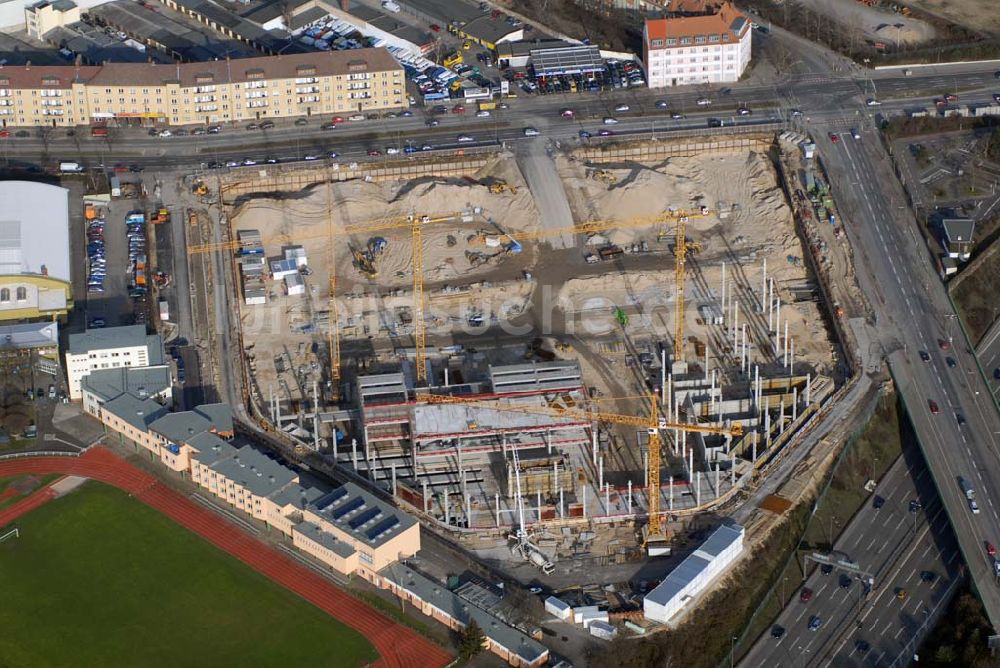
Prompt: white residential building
<box><xmin>643</xmin><ymin>2</ymin><xmax>751</xmax><ymax>88</ymax></box>
<box><xmin>65</xmin><ymin>325</ymin><xmax>165</xmax><ymax>400</ymax></box>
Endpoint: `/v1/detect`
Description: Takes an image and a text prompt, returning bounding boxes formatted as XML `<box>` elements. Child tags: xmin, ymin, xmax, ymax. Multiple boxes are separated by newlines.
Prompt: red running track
<box><xmin>0</xmin><ymin>448</ymin><xmax>452</xmax><ymax>668</ymax></box>
<box><xmin>0</xmin><ymin>485</ymin><xmax>56</xmax><ymax>527</ymax></box>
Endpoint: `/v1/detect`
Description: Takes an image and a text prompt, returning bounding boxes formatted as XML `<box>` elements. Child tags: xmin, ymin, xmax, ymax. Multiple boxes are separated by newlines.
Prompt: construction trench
<box><xmin>189</xmin><ymin>130</ymin><xmax>854</xmax><ymax>608</ymax></box>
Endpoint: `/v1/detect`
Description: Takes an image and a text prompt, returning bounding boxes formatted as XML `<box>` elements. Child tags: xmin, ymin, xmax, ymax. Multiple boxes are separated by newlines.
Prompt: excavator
<box><xmin>488</xmin><ymin>179</ymin><xmax>518</xmax><ymax>195</ymax></box>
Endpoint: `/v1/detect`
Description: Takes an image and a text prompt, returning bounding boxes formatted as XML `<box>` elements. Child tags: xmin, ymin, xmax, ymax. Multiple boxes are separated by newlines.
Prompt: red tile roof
<box><xmin>646</xmin><ymin>1</ymin><xmax>749</xmax><ymax>45</ymax></box>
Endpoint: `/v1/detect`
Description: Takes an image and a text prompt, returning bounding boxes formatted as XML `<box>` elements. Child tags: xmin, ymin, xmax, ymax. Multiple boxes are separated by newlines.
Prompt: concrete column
<box><xmin>714</xmin><ymin>463</ymin><xmax>719</xmax><ymax>498</ymax></box>
<box><xmin>422</xmin><ymin>480</ymin><xmax>429</xmax><ymax>513</ymax></box>
<box><xmin>605</xmin><ymin>483</ymin><xmax>610</xmax><ymax>513</ymax></box>
<box><xmin>444</xmin><ymin>492</ymin><xmax>451</xmax><ymax>525</ymax></box>
<box><xmin>806</xmin><ymin>373</ymin><xmax>812</xmax><ymax>404</ymax></box>
<box><xmin>790</xmin><ymin>339</ymin><xmax>795</xmax><ymax>375</ymax></box>
<box><xmin>733</xmin><ymin>302</ymin><xmax>739</xmax><ymax>345</ymax></box>
<box><xmin>466</xmin><ymin>493</ymin><xmax>471</xmax><ymax>528</ymax></box>
<box><xmin>628</xmin><ymin>480</ymin><xmax>633</xmax><ymax>515</ymax></box>
<box><xmin>495</xmin><ymin>493</ymin><xmax>501</xmax><ymax>527</ymax></box>
<box><xmin>553</xmin><ymin>461</ymin><xmax>559</xmax><ymax>494</ymax></box>
<box><xmin>462</xmin><ymin>468</ymin><xmax>468</xmax><ymax>500</ymax></box>
<box><xmin>752</xmin><ymin>431</ymin><xmax>758</xmax><ymax>462</ymax></box>
<box><xmin>599</xmin><ymin>455</ymin><xmax>604</xmax><ymax>489</ymax></box>
<box><xmin>669</xmin><ymin>475</ymin><xmax>674</xmax><ymax>510</ymax></box>
<box><xmin>705</xmin><ymin>344</ymin><xmax>710</xmax><ymax>382</ymax></box>
<box><xmin>559</xmin><ymin>485</ymin><xmax>564</xmax><ymax>518</ymax></box>
<box><xmin>793</xmin><ymin>387</ymin><xmax>799</xmax><ymax>422</ymax></box>
<box><xmin>688</xmin><ymin>445</ymin><xmax>694</xmax><ymax>479</ymax></box>
<box><xmin>695</xmin><ymin>472</ymin><xmax>701</xmax><ymax>506</ymax></box>
<box><xmin>730</xmin><ymin>451</ymin><xmax>735</xmax><ymax>486</ymax></box>
<box><xmin>761</xmin><ymin>259</ymin><xmax>767</xmax><ymax>312</ymax></box>
<box><xmin>582</xmin><ymin>485</ymin><xmax>587</xmax><ymax>518</ymax></box>
<box><xmin>779</xmin><ymin>400</ymin><xmax>786</xmax><ymax>435</ymax></box>
<box><xmin>391</xmin><ymin>463</ymin><xmax>397</xmax><ymax>496</ymax></box>
<box><xmin>351</xmin><ymin>438</ymin><xmax>358</xmax><ymax>471</ymax></box>
<box><xmin>643</xmin><ymin>451</ymin><xmax>649</xmax><ymax>485</ymax></box>
<box><xmin>721</xmin><ymin>261</ymin><xmax>726</xmax><ymax>326</ymax></box>
<box><xmin>783</xmin><ymin>321</ymin><xmax>790</xmax><ymax>369</ymax></box>
<box><xmin>591</xmin><ymin>428</ymin><xmax>598</xmax><ymax>465</ymax></box>
<box><xmin>766</xmin><ymin>412</ymin><xmax>772</xmax><ymax>446</ymax></box>
<box><xmin>545</xmin><ymin>430</ymin><xmax>551</xmax><ymax>455</ymax></box>
<box><xmin>536</xmin><ymin>490</ymin><xmax>542</xmax><ymax>522</ymax></box>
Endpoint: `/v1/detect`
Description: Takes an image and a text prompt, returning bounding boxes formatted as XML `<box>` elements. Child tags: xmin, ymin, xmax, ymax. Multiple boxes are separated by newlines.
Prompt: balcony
<box><xmin>194</xmin><ymin>95</ymin><xmax>216</xmax><ymax>103</ymax></box>
<box><xmin>195</xmin><ymin>85</ymin><xmax>216</xmax><ymax>93</ymax></box>
<box><xmin>247</xmin><ymin>100</ymin><xmax>268</xmax><ymax>108</ymax></box>
<box><xmin>295</xmin><ymin>76</ymin><xmax>318</xmax><ymax>84</ymax></box>
<box><xmin>245</xmin><ymin>80</ymin><xmax>267</xmax><ymax>89</ymax></box>
<box><xmin>245</xmin><ymin>91</ymin><xmax>267</xmax><ymax>99</ymax></box>
<box><xmin>0</xmin><ymin>90</ymin><xmax>10</xmax><ymax>97</ymax></box>
<box><xmin>42</xmin><ymin>109</ymin><xmax>64</xmax><ymax>116</ymax></box>
<box><xmin>295</xmin><ymin>86</ymin><xmax>319</xmax><ymax>94</ymax></box>
<box><xmin>40</xmin><ymin>89</ymin><xmax>63</xmax><ymax>98</ymax></box>
<box><xmin>41</xmin><ymin>100</ymin><xmax>63</xmax><ymax>107</ymax></box>
<box><xmin>0</xmin><ymin>99</ymin><xmax>12</xmax><ymax>107</ymax></box>
<box><xmin>298</xmin><ymin>95</ymin><xmax>320</xmax><ymax>103</ymax></box>
<box><xmin>196</xmin><ymin>105</ymin><xmax>218</xmax><ymax>112</ymax></box>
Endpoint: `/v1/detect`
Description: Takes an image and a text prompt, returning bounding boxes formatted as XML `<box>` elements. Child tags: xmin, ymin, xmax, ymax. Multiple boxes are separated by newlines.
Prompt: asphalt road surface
<box><xmin>742</xmin><ymin>451</ymin><xmax>961</xmax><ymax>667</ymax></box>
<box><xmin>816</xmin><ymin>110</ymin><xmax>1000</xmax><ymax>627</ymax></box>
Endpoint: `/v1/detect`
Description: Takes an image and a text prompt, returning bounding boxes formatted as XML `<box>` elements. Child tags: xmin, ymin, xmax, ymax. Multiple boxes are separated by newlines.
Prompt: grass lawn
<box><xmin>0</xmin><ymin>482</ymin><xmax>378</xmax><ymax>668</ymax></box>
<box><xmin>951</xmin><ymin>245</ymin><xmax>1000</xmax><ymax>345</ymax></box>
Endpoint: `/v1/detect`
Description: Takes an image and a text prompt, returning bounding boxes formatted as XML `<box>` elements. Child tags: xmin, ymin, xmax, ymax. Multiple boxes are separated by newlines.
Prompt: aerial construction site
<box><xmin>187</xmin><ymin>129</ymin><xmax>852</xmax><ymax>627</ymax></box>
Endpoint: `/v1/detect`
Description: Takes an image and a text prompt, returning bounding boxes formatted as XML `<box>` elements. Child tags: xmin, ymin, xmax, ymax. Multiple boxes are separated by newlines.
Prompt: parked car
<box><xmin>260</xmin><ymin>121</ymin><xmax>275</xmax><ymax>130</ymax></box>
<box><xmin>614</xmin><ymin>103</ymin><xmax>630</xmax><ymax>112</ymax></box>
<box><xmin>602</xmin><ymin>117</ymin><xmax>619</xmax><ymax>125</ymax></box>
<box><xmin>808</xmin><ymin>616</ymin><xmax>822</xmax><ymax>631</ymax></box>
<box><xmin>655</xmin><ymin>100</ymin><xmax>668</xmax><ymax>109</ymax></box>
<box><xmin>800</xmin><ymin>588</ymin><xmax>813</xmax><ymax>603</ymax></box>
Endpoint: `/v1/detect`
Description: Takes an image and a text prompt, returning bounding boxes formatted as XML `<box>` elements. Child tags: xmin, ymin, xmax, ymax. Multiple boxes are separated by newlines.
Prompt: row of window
<box><xmin>650</xmin><ymin>33</ymin><xmax>733</xmax><ymax>48</ymax></box>
<box><xmin>0</xmin><ymin>287</ymin><xmax>27</xmax><ymax>302</ymax></box>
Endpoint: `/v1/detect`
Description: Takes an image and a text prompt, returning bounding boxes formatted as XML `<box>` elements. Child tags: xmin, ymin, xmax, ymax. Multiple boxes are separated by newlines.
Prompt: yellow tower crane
<box><xmin>325</xmin><ymin>175</ymin><xmax>342</xmax><ymax>400</ymax></box>
<box><xmin>670</xmin><ymin>210</ymin><xmax>704</xmax><ymax>367</ymax></box>
<box><xmin>421</xmin><ymin>392</ymin><xmax>741</xmax><ymax>549</ymax></box>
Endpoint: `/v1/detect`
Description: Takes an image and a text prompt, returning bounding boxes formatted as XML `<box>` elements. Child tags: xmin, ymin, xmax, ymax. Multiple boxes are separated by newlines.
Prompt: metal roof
<box><xmin>294</xmin><ymin>520</ymin><xmax>357</xmax><ymax>558</ymax></box>
<box><xmin>0</xmin><ymin>321</ymin><xmax>58</xmax><ymax>351</ymax></box>
<box><xmin>489</xmin><ymin>361</ymin><xmax>582</xmax><ymax>394</ymax></box>
<box><xmin>411</xmin><ymin>395</ymin><xmax>587</xmax><ymax>437</ymax></box>
<box><xmin>210</xmin><ymin>445</ymin><xmax>297</xmax><ymax>498</ymax></box>
<box><xmin>530</xmin><ymin>45</ymin><xmax>604</xmax><ymax>77</ymax></box>
<box><xmin>645</xmin><ymin>523</ymin><xmax>744</xmax><ymax>608</ymax></box>
<box><xmin>941</xmin><ymin>218</ymin><xmax>975</xmax><ymax>244</ymax></box>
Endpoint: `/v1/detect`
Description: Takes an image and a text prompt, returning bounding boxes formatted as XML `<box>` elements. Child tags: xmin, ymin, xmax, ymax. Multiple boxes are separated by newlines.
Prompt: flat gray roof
<box><xmin>0</xmin><ymin>182</ymin><xmax>69</xmax><ymax>283</ymax></box>
<box><xmin>193</xmin><ymin>403</ymin><xmax>233</xmax><ymax>434</ymax></box>
<box><xmin>0</xmin><ymin>321</ymin><xmax>58</xmax><ymax>351</ymax></box>
<box><xmin>380</xmin><ymin>566</ymin><xmax>548</xmax><ymax>664</ymax></box>
<box><xmin>489</xmin><ymin>361</ymin><xmax>582</xmax><ymax>394</ymax></box>
<box><xmin>186</xmin><ymin>431</ymin><xmax>239</xmax><ymax>463</ymax></box>
<box><xmin>412</xmin><ymin>393</ymin><xmax>587</xmax><ymax>437</ymax></box>
<box><xmin>942</xmin><ymin>218</ymin><xmax>975</xmax><ymax>244</ymax></box>
<box><xmin>69</xmin><ymin>325</ymin><xmax>149</xmax><ymax>354</ymax></box>
<box><xmin>455</xmin><ymin>14</ymin><xmax>521</xmax><ymax>45</ymax></box>
<box><xmin>102</xmin><ymin>393</ymin><xmax>170</xmax><ymax>433</ymax></box>
<box><xmin>210</xmin><ymin>445</ymin><xmax>297</xmax><ymax>498</ymax></box>
<box><xmin>309</xmin><ymin>482</ymin><xmax>416</xmax><ymax>550</ymax></box>
<box><xmin>150</xmin><ymin>409</ymin><xmax>213</xmax><ymax>444</ymax></box>
<box><xmin>270</xmin><ymin>483</ymin><xmax>326</xmax><ymax>510</ymax></box>
<box><xmin>294</xmin><ymin>520</ymin><xmax>357</xmax><ymax>559</ymax></box>
<box><xmin>81</xmin><ymin>365</ymin><xmax>171</xmax><ymax>403</ymax></box>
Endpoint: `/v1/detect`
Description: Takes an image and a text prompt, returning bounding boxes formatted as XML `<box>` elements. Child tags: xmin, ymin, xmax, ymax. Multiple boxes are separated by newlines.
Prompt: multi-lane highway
<box><xmin>743</xmin><ymin>452</ymin><xmax>961</xmax><ymax>667</ymax></box>
<box><xmin>816</xmin><ymin>96</ymin><xmax>1000</xmax><ymax>629</ymax></box>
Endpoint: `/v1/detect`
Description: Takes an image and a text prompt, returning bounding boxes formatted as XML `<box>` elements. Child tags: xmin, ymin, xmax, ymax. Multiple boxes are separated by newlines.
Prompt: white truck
<box><xmin>960</xmin><ymin>477</ymin><xmax>980</xmax><ymax>514</ymax></box>
<box><xmin>381</xmin><ymin>0</ymin><xmax>400</xmax><ymax>12</ymax></box>
<box><xmin>59</xmin><ymin>161</ymin><xmax>84</xmax><ymax>173</ymax></box>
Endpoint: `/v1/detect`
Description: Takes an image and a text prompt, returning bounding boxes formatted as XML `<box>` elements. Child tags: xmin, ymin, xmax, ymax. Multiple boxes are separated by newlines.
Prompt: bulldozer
<box><xmin>488</xmin><ymin>179</ymin><xmax>518</xmax><ymax>195</ymax></box>
<box><xmin>192</xmin><ymin>180</ymin><xmax>209</xmax><ymax>196</ymax></box>
<box><xmin>590</xmin><ymin>169</ymin><xmax>618</xmax><ymax>184</ymax></box>
<box><xmin>352</xmin><ymin>247</ymin><xmax>378</xmax><ymax>277</ymax></box>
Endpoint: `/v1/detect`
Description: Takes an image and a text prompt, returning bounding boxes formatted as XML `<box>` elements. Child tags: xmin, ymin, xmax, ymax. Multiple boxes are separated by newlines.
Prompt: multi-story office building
<box><xmin>0</xmin><ymin>47</ymin><xmax>404</xmax><ymax>127</ymax></box>
<box><xmin>643</xmin><ymin>2</ymin><xmax>751</xmax><ymax>88</ymax></box>
<box><xmin>65</xmin><ymin>325</ymin><xmax>165</xmax><ymax>399</ymax></box>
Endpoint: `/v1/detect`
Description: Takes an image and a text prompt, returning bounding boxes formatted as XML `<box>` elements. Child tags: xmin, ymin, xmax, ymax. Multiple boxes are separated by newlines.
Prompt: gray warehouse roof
<box><xmin>0</xmin><ymin>181</ymin><xmax>70</xmax><ymax>283</ymax></box>
<box><xmin>149</xmin><ymin>409</ymin><xmax>213</xmax><ymax>444</ymax></box>
<box><xmin>186</xmin><ymin>431</ymin><xmax>239</xmax><ymax>464</ymax></box>
<box><xmin>381</xmin><ymin>566</ymin><xmax>548</xmax><ymax>665</ymax></box>
<box><xmin>0</xmin><ymin>321</ymin><xmax>59</xmax><ymax>351</ymax></box>
<box><xmin>645</xmin><ymin>523</ymin><xmax>744</xmax><ymax>607</ymax></box>
<box><xmin>489</xmin><ymin>361</ymin><xmax>582</xmax><ymax>394</ymax></box>
<box><xmin>309</xmin><ymin>482</ymin><xmax>416</xmax><ymax>550</ymax></box>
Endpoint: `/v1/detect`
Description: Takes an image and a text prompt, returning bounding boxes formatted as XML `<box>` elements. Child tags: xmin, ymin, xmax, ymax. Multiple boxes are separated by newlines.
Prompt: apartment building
<box><xmin>642</xmin><ymin>2</ymin><xmax>751</xmax><ymax>88</ymax></box>
<box><xmin>0</xmin><ymin>47</ymin><xmax>405</xmax><ymax>128</ymax></box>
<box><xmin>66</xmin><ymin>325</ymin><xmax>165</xmax><ymax>400</ymax></box>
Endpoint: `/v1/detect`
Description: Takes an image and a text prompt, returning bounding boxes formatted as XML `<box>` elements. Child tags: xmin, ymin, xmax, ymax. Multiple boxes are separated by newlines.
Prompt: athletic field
<box><xmin>0</xmin><ymin>481</ymin><xmax>378</xmax><ymax>667</ymax></box>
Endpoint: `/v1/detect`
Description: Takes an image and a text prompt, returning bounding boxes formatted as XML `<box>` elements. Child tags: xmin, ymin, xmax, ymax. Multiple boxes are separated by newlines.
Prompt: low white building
<box><xmin>545</xmin><ymin>596</ymin><xmax>572</xmax><ymax>621</ymax></box>
<box><xmin>284</xmin><ymin>273</ymin><xmax>305</xmax><ymax>295</ymax></box>
<box><xmin>644</xmin><ymin>522</ymin><xmax>744</xmax><ymax>624</ymax></box>
<box><xmin>65</xmin><ymin>325</ymin><xmax>165</xmax><ymax>400</ymax></box>
<box><xmin>642</xmin><ymin>2</ymin><xmax>751</xmax><ymax>88</ymax></box>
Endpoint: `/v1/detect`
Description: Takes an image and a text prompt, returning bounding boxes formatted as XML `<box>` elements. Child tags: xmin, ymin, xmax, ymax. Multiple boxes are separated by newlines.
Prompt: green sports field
<box><xmin>0</xmin><ymin>482</ymin><xmax>378</xmax><ymax>667</ymax></box>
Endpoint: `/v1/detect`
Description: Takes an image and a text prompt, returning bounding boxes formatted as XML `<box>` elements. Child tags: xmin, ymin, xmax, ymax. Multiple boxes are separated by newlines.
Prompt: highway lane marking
<box><xmin>894</xmin><ymin>626</ymin><xmax>905</xmax><ymax>640</ymax></box>
<box><xmin>881</xmin><ymin>620</ymin><xmax>893</xmax><ymax>636</ymax></box>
